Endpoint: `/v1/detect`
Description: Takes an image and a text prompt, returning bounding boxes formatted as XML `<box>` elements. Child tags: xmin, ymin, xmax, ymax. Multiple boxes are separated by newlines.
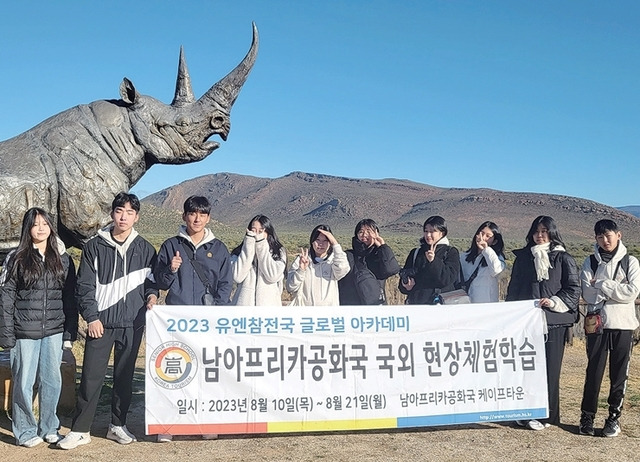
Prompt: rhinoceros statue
<box><xmin>0</xmin><ymin>23</ymin><xmax>258</xmax><ymax>259</ymax></box>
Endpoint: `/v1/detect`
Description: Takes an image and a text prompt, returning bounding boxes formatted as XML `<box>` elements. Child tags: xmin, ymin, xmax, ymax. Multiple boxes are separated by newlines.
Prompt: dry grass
<box><xmin>1</xmin><ymin>339</ymin><xmax>639</xmax><ymax>461</ymax></box>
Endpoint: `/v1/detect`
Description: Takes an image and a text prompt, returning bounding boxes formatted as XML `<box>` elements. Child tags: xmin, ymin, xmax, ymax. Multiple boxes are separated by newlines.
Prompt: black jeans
<box><xmin>71</xmin><ymin>326</ymin><xmax>144</xmax><ymax>432</ymax></box>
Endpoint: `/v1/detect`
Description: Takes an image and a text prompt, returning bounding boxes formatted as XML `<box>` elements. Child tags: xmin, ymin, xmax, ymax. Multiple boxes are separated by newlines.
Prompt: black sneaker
<box><xmin>578</xmin><ymin>413</ymin><xmax>595</xmax><ymax>436</ymax></box>
<box><xmin>602</xmin><ymin>417</ymin><xmax>621</xmax><ymax>437</ymax></box>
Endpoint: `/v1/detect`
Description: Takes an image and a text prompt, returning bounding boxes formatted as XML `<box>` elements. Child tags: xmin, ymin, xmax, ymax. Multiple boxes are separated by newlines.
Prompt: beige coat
<box><xmin>287</xmin><ymin>244</ymin><xmax>350</xmax><ymax>306</ymax></box>
<box><xmin>231</xmin><ymin>233</ymin><xmax>286</xmax><ymax>306</ymax></box>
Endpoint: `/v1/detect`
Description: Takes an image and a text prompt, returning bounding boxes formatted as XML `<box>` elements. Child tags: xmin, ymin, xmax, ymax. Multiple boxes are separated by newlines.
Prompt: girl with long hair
<box><xmin>460</xmin><ymin>221</ymin><xmax>506</xmax><ymax>303</ymax></box>
<box><xmin>231</xmin><ymin>214</ymin><xmax>287</xmax><ymax>305</ymax></box>
<box><xmin>287</xmin><ymin>224</ymin><xmax>350</xmax><ymax>306</ymax></box>
<box><xmin>506</xmin><ymin>215</ymin><xmax>580</xmax><ymax>430</ymax></box>
<box><xmin>0</xmin><ymin>208</ymin><xmax>77</xmax><ymax>447</ymax></box>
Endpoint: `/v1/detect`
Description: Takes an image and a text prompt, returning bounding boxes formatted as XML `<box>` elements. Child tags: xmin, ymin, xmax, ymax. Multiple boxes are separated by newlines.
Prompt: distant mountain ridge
<box><xmin>619</xmin><ymin>206</ymin><xmax>640</xmax><ymax>218</ymax></box>
<box><xmin>142</xmin><ymin>172</ymin><xmax>640</xmax><ymax>243</ymax></box>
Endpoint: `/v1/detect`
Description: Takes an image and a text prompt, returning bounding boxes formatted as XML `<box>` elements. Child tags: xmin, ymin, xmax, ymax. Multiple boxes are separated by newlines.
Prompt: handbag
<box><xmin>584</xmin><ymin>310</ymin><xmax>603</xmax><ymax>335</ymax></box>
<box><xmin>432</xmin><ymin>288</ymin><xmax>471</xmax><ymax>305</ymax></box>
<box><xmin>180</xmin><ymin>241</ymin><xmax>216</xmax><ymax>305</ymax></box>
<box><xmin>432</xmin><ymin>257</ymin><xmax>479</xmax><ymax>305</ymax></box>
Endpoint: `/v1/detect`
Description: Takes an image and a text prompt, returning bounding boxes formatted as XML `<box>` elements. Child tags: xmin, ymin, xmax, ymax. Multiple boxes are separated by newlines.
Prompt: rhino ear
<box><xmin>119</xmin><ymin>78</ymin><xmax>138</xmax><ymax>104</ymax></box>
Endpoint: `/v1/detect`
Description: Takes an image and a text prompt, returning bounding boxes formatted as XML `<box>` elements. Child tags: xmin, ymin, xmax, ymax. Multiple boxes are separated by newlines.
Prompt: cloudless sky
<box><xmin>1</xmin><ymin>1</ymin><xmax>638</xmax><ymax>207</ymax></box>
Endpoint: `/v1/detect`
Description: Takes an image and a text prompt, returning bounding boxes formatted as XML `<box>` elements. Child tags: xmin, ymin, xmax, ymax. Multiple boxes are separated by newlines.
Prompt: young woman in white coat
<box><xmin>231</xmin><ymin>215</ymin><xmax>286</xmax><ymax>306</ymax></box>
<box><xmin>287</xmin><ymin>224</ymin><xmax>350</xmax><ymax>306</ymax></box>
<box><xmin>459</xmin><ymin>221</ymin><xmax>506</xmax><ymax>303</ymax></box>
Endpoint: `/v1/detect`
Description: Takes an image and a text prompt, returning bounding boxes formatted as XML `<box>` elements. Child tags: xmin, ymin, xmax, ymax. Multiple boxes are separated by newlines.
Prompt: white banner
<box><xmin>145</xmin><ymin>300</ymin><xmax>548</xmax><ymax>435</ymax></box>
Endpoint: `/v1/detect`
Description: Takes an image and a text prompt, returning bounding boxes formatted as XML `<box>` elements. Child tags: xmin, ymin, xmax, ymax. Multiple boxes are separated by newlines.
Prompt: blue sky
<box><xmin>1</xmin><ymin>1</ymin><xmax>638</xmax><ymax>207</ymax></box>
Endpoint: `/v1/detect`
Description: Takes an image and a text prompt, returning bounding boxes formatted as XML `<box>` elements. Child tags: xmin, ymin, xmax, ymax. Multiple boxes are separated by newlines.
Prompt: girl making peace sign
<box><xmin>399</xmin><ymin>216</ymin><xmax>461</xmax><ymax>305</ymax></box>
<box><xmin>287</xmin><ymin>224</ymin><xmax>350</xmax><ymax>306</ymax></box>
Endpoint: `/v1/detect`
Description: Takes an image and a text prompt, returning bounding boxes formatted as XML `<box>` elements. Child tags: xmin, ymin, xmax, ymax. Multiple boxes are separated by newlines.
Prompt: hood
<box><xmin>97</xmin><ymin>225</ymin><xmax>140</xmax><ymax>260</ymax></box>
<box><xmin>594</xmin><ymin>241</ymin><xmax>628</xmax><ymax>264</ymax></box>
<box><xmin>55</xmin><ymin>237</ymin><xmax>67</xmax><ymax>255</ymax></box>
<box><xmin>178</xmin><ymin>226</ymin><xmax>216</xmax><ymax>249</ymax></box>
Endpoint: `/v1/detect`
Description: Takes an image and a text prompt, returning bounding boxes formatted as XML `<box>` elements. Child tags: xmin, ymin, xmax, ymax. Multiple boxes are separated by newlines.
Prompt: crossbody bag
<box><xmin>180</xmin><ymin>241</ymin><xmax>216</xmax><ymax>305</ymax></box>
<box><xmin>408</xmin><ymin>246</ymin><xmax>473</xmax><ymax>305</ymax></box>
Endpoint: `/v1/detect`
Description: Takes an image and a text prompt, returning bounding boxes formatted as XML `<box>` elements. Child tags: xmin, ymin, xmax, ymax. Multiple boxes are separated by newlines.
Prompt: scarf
<box><xmin>530</xmin><ymin>242</ymin><xmax>565</xmax><ymax>281</ymax></box>
<box><xmin>598</xmin><ymin>243</ymin><xmax>619</xmax><ymax>263</ymax></box>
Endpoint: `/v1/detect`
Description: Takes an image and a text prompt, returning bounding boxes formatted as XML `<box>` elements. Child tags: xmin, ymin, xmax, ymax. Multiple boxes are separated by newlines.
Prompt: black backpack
<box><xmin>589</xmin><ymin>254</ymin><xmax>629</xmax><ymax>282</ymax></box>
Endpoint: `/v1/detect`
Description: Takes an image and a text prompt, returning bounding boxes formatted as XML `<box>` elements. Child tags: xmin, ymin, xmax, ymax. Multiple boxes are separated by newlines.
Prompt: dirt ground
<box><xmin>1</xmin><ymin>341</ymin><xmax>639</xmax><ymax>462</ymax></box>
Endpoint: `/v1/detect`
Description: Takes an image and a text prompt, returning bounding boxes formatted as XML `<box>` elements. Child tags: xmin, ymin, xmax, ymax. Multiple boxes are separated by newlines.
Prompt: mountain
<box><xmin>619</xmin><ymin>206</ymin><xmax>640</xmax><ymax>218</ymax></box>
<box><xmin>142</xmin><ymin>172</ymin><xmax>640</xmax><ymax>243</ymax></box>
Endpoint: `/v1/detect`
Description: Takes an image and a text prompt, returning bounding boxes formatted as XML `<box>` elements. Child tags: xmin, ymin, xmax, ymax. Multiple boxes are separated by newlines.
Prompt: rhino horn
<box><xmin>172</xmin><ymin>46</ymin><xmax>196</xmax><ymax>107</ymax></box>
<box><xmin>200</xmin><ymin>22</ymin><xmax>259</xmax><ymax>110</ymax></box>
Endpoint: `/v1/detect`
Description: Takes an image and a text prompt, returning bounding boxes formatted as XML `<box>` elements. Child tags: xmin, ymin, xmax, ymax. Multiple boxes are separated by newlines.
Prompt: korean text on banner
<box><xmin>145</xmin><ymin>300</ymin><xmax>547</xmax><ymax>435</ymax></box>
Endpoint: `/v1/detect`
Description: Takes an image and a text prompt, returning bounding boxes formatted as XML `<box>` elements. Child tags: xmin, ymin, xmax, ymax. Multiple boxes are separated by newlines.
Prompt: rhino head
<box><xmin>119</xmin><ymin>22</ymin><xmax>258</xmax><ymax>168</ymax></box>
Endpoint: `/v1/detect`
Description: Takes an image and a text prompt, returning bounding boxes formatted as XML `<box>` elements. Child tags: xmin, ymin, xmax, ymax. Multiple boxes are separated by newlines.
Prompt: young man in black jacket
<box><xmin>154</xmin><ymin>195</ymin><xmax>231</xmax><ymax>308</ymax></box>
<box><xmin>152</xmin><ymin>195</ymin><xmax>232</xmax><ymax>442</ymax></box>
<box><xmin>58</xmin><ymin>193</ymin><xmax>158</xmax><ymax>450</ymax></box>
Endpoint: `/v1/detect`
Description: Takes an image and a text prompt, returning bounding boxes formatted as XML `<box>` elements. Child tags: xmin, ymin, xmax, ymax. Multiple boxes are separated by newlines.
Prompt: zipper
<box><xmin>42</xmin><ymin>273</ymin><xmax>48</xmax><ymax>337</ymax></box>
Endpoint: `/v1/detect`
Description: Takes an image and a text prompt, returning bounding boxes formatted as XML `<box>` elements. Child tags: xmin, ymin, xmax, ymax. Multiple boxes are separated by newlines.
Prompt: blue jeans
<box><xmin>10</xmin><ymin>333</ymin><xmax>63</xmax><ymax>445</ymax></box>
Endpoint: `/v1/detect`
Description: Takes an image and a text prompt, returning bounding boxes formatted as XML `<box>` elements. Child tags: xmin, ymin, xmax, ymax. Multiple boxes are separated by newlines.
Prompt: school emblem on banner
<box><xmin>149</xmin><ymin>341</ymin><xmax>199</xmax><ymax>390</ymax></box>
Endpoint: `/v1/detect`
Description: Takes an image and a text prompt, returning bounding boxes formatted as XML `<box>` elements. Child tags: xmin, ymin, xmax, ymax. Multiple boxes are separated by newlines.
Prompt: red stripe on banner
<box><xmin>147</xmin><ymin>422</ymin><xmax>269</xmax><ymax>435</ymax></box>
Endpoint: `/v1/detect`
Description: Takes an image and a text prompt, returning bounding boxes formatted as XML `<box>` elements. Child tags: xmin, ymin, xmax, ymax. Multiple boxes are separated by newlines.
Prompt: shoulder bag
<box><xmin>431</xmin><ymin>249</ymin><xmax>475</xmax><ymax>305</ymax></box>
<box><xmin>180</xmin><ymin>241</ymin><xmax>216</xmax><ymax>305</ymax></box>
<box><xmin>584</xmin><ymin>254</ymin><xmax>629</xmax><ymax>335</ymax></box>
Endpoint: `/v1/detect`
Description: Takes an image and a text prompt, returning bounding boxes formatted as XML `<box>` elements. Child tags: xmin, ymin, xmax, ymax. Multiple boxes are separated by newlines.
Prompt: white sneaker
<box><xmin>106</xmin><ymin>424</ymin><xmax>137</xmax><ymax>444</ymax></box>
<box><xmin>21</xmin><ymin>436</ymin><xmax>44</xmax><ymax>448</ymax></box>
<box><xmin>57</xmin><ymin>431</ymin><xmax>91</xmax><ymax>450</ymax></box>
<box><xmin>157</xmin><ymin>433</ymin><xmax>173</xmax><ymax>443</ymax></box>
<box><xmin>202</xmin><ymin>434</ymin><xmax>218</xmax><ymax>440</ymax></box>
<box><xmin>121</xmin><ymin>425</ymin><xmax>138</xmax><ymax>442</ymax></box>
<box><xmin>526</xmin><ymin>419</ymin><xmax>549</xmax><ymax>431</ymax></box>
<box><xmin>44</xmin><ymin>433</ymin><xmax>63</xmax><ymax>444</ymax></box>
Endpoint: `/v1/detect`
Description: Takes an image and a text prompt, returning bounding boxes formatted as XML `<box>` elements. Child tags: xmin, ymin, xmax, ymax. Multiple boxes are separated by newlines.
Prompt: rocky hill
<box><xmin>141</xmin><ymin>171</ymin><xmax>640</xmax><ymax>243</ymax></box>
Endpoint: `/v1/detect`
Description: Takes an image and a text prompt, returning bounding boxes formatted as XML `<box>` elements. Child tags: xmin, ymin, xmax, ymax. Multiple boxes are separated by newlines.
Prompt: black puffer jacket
<box><xmin>399</xmin><ymin>240</ymin><xmax>461</xmax><ymax>305</ymax></box>
<box><xmin>338</xmin><ymin>237</ymin><xmax>400</xmax><ymax>305</ymax></box>
<box><xmin>0</xmin><ymin>251</ymin><xmax>78</xmax><ymax>348</ymax></box>
<box><xmin>506</xmin><ymin>247</ymin><xmax>580</xmax><ymax>326</ymax></box>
